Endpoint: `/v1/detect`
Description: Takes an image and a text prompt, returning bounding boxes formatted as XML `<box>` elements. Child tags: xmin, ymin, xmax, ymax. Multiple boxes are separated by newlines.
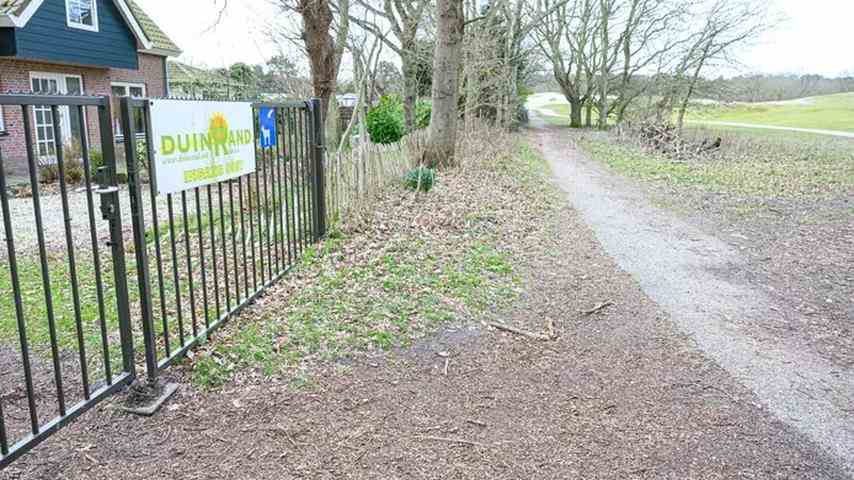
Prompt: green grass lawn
<box><xmin>688</xmin><ymin>92</ymin><xmax>854</xmax><ymax>133</ymax></box>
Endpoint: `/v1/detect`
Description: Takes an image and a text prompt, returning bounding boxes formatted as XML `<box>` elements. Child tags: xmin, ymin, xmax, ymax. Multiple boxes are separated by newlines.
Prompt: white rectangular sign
<box><xmin>149</xmin><ymin>99</ymin><xmax>256</xmax><ymax>195</ymax></box>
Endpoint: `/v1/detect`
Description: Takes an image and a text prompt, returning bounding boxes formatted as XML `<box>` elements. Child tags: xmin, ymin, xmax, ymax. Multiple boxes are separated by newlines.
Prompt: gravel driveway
<box><xmin>0</xmin><ymin>184</ymin><xmax>224</xmax><ymax>259</ymax></box>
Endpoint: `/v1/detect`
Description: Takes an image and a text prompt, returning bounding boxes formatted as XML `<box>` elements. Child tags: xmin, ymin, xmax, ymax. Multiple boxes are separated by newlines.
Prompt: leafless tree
<box><xmin>532</xmin><ymin>0</ymin><xmax>599</xmax><ymax>128</ymax></box>
<box><xmin>340</xmin><ymin>0</ymin><xmax>432</xmax><ymax>130</ymax></box>
<box><xmin>668</xmin><ymin>0</ymin><xmax>772</xmax><ymax>132</ymax></box>
<box><xmin>273</xmin><ymin>0</ymin><xmax>351</xmax><ymax>116</ymax></box>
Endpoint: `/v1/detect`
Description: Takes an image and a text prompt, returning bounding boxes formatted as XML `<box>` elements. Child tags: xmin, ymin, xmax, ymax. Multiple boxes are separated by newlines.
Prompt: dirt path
<box><xmin>2</xmin><ymin>131</ymin><xmax>850</xmax><ymax>478</ymax></box>
<box><xmin>530</xmin><ymin>118</ymin><xmax>854</xmax><ymax>474</ymax></box>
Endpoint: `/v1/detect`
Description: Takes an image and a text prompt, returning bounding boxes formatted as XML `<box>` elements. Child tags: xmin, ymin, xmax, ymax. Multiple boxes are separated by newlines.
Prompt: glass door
<box><xmin>30</xmin><ymin>73</ymin><xmax>85</xmax><ymax>164</ymax></box>
<box><xmin>31</xmin><ymin>76</ymin><xmax>60</xmax><ymax>161</ymax></box>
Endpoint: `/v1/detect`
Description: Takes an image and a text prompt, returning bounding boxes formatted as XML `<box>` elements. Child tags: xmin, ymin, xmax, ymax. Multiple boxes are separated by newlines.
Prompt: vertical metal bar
<box><xmin>303</xmin><ymin>108</ymin><xmax>315</xmax><ymax>245</ymax></box>
<box><xmin>0</xmin><ymin>142</ymin><xmax>39</xmax><ymax>433</ymax></box>
<box><xmin>262</xmin><ymin>143</ymin><xmax>273</xmax><ymax>279</ymax></box>
<box><xmin>255</xmin><ymin>149</ymin><xmax>267</xmax><ymax>284</ymax></box>
<box><xmin>238</xmin><ymin>177</ymin><xmax>249</xmax><ymax>296</ymax></box>
<box><xmin>78</xmin><ymin>105</ymin><xmax>112</xmax><ymax>386</ymax></box>
<box><xmin>207</xmin><ymin>185</ymin><xmax>221</xmax><ymax>320</ymax></box>
<box><xmin>291</xmin><ymin>108</ymin><xmax>306</xmax><ymax>254</ymax></box>
<box><xmin>299</xmin><ymin>108</ymin><xmax>312</xmax><ymax>247</ymax></box>
<box><xmin>228</xmin><ymin>180</ymin><xmax>241</xmax><ymax>303</ymax></box>
<box><xmin>96</xmin><ymin>98</ymin><xmax>135</xmax><ymax>379</ymax></box>
<box><xmin>252</xmin><ymin>106</ymin><xmax>265</xmax><ymax>285</ymax></box>
<box><xmin>248</xmin><ymin>172</ymin><xmax>258</xmax><ymax>290</ymax></box>
<box><xmin>301</xmin><ymin>107</ymin><xmax>315</xmax><ymax>243</ymax></box>
<box><xmin>167</xmin><ymin>195</ymin><xmax>186</xmax><ymax>347</ymax></box>
<box><xmin>273</xmin><ymin>109</ymin><xmax>285</xmax><ymax>273</ymax></box>
<box><xmin>194</xmin><ymin>188</ymin><xmax>210</xmax><ymax>330</ymax></box>
<box><xmin>287</xmin><ymin>107</ymin><xmax>300</xmax><ymax>258</ymax></box>
<box><xmin>218</xmin><ymin>183</ymin><xmax>230</xmax><ymax>314</ymax></box>
<box><xmin>284</xmin><ymin>108</ymin><xmax>296</xmax><ymax>265</ymax></box>
<box><xmin>52</xmin><ymin>105</ymin><xmax>91</xmax><ymax>400</ymax></box>
<box><xmin>24</xmin><ymin>106</ymin><xmax>66</xmax><ymax>416</ymax></box>
<box><xmin>310</xmin><ymin>98</ymin><xmax>327</xmax><ymax>239</ymax></box>
<box><xmin>0</xmin><ymin>398</ymin><xmax>7</xmax><ymax>456</ymax></box>
<box><xmin>181</xmin><ymin>190</ymin><xmax>198</xmax><ymax>338</ymax></box>
<box><xmin>142</xmin><ymin>105</ymin><xmax>170</xmax><ymax>358</ymax></box>
<box><xmin>120</xmin><ymin>98</ymin><xmax>158</xmax><ymax>381</ymax></box>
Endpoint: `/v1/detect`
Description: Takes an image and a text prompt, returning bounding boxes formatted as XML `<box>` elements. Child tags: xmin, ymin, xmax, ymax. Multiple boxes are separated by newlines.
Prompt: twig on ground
<box><xmin>582</xmin><ymin>300</ymin><xmax>614</xmax><ymax>316</ymax></box>
<box><xmin>443</xmin><ymin>359</ymin><xmax>450</xmax><ymax>376</ymax></box>
<box><xmin>465</xmin><ymin>419</ymin><xmax>488</xmax><ymax>427</ymax></box>
<box><xmin>488</xmin><ymin>322</ymin><xmax>553</xmax><ymax>341</ymax></box>
<box><xmin>418</xmin><ymin>436</ymin><xmax>486</xmax><ymax>448</ymax></box>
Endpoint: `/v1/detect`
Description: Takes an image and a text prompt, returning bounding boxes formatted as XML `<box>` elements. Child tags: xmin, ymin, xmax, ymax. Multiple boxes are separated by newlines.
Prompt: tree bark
<box><xmin>569</xmin><ymin>97</ymin><xmax>583</xmax><ymax>128</ymax></box>
<box><xmin>401</xmin><ymin>54</ymin><xmax>417</xmax><ymax>130</ymax></box>
<box><xmin>598</xmin><ymin>0</ymin><xmax>610</xmax><ymax>129</ymax></box>
<box><xmin>296</xmin><ymin>0</ymin><xmax>348</xmax><ymax>116</ymax></box>
<box><xmin>423</xmin><ymin>0</ymin><xmax>465</xmax><ymax>169</ymax></box>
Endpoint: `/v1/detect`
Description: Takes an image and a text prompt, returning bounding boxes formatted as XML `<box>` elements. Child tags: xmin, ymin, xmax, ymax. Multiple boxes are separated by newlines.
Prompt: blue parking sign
<box><xmin>259</xmin><ymin>107</ymin><xmax>277</xmax><ymax>148</ymax></box>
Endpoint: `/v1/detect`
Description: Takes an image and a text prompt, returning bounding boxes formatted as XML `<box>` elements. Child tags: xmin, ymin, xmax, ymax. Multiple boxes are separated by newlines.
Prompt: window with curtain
<box><xmin>66</xmin><ymin>0</ymin><xmax>98</xmax><ymax>31</ymax></box>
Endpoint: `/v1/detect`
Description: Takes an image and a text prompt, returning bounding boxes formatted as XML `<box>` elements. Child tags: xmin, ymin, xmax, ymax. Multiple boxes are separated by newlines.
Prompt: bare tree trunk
<box><xmin>569</xmin><ymin>97</ymin><xmax>583</xmax><ymax>128</ymax></box>
<box><xmin>424</xmin><ymin>0</ymin><xmax>465</xmax><ymax>169</ymax></box>
<box><xmin>294</xmin><ymin>0</ymin><xmax>349</xmax><ymax>115</ymax></box>
<box><xmin>585</xmin><ymin>101</ymin><xmax>593</xmax><ymax>127</ymax></box>
<box><xmin>598</xmin><ymin>0</ymin><xmax>610</xmax><ymax>129</ymax></box>
<box><xmin>401</xmin><ymin>54</ymin><xmax>417</xmax><ymax>130</ymax></box>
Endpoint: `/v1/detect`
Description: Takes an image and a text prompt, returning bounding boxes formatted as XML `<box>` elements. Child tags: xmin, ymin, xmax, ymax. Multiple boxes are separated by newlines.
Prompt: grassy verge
<box><xmin>189</xmin><ymin>133</ymin><xmax>558</xmax><ymax>389</ymax></box>
<box><xmin>577</xmin><ymin>128</ymin><xmax>854</xmax><ymax>197</ymax></box>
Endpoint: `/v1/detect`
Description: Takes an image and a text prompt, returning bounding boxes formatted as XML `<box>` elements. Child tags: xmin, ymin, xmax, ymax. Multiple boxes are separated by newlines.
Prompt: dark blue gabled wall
<box><xmin>13</xmin><ymin>0</ymin><xmax>138</xmax><ymax>69</ymax></box>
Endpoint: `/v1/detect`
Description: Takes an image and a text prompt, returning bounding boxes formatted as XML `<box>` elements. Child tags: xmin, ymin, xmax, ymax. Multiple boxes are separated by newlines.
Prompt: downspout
<box><xmin>162</xmin><ymin>57</ymin><xmax>170</xmax><ymax>97</ymax></box>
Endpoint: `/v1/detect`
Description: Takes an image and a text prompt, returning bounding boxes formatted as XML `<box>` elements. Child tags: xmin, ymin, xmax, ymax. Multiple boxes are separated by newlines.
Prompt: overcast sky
<box><xmin>142</xmin><ymin>0</ymin><xmax>854</xmax><ymax>78</ymax></box>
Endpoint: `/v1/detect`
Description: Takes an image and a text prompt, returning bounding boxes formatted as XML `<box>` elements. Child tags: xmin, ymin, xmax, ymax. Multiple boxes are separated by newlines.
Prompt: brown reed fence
<box><xmin>325</xmin><ymin>130</ymin><xmax>428</xmax><ymax>226</ymax></box>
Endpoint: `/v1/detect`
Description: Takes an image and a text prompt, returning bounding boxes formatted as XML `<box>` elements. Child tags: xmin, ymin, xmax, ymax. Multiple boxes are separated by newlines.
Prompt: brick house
<box><xmin>0</xmin><ymin>0</ymin><xmax>180</xmax><ymax>175</ymax></box>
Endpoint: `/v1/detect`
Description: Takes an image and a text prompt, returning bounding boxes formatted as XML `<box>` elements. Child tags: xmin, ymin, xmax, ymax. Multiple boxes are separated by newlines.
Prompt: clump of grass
<box><xmin>404</xmin><ymin>167</ymin><xmax>436</xmax><ymax>192</ymax></box>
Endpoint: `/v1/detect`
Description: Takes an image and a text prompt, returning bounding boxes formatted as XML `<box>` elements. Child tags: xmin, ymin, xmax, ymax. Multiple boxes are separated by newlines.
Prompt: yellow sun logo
<box><xmin>209</xmin><ymin>113</ymin><xmax>229</xmax><ymax>146</ymax></box>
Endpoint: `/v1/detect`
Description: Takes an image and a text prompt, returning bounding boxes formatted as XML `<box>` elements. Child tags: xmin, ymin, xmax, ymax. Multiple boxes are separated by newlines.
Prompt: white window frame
<box><xmin>0</xmin><ymin>106</ymin><xmax>5</xmax><ymax>132</ymax></box>
<box><xmin>111</xmin><ymin>82</ymin><xmax>147</xmax><ymax>140</ymax></box>
<box><xmin>65</xmin><ymin>0</ymin><xmax>99</xmax><ymax>32</ymax></box>
<box><xmin>29</xmin><ymin>72</ymin><xmax>86</xmax><ymax>162</ymax></box>
<box><xmin>111</xmin><ymin>82</ymin><xmax>147</xmax><ymax>98</ymax></box>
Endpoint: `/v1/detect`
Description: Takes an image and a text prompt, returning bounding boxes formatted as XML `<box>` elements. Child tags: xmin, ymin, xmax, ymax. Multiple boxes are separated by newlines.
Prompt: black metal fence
<box><xmin>0</xmin><ymin>93</ymin><xmax>326</xmax><ymax>468</ymax></box>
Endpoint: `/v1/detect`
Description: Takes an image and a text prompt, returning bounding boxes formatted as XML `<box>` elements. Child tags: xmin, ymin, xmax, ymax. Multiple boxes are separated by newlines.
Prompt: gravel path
<box><xmin>531</xmin><ymin>115</ymin><xmax>854</xmax><ymax>474</ymax></box>
<box><xmin>0</xmin><ymin>184</ymin><xmax>224</xmax><ymax>259</ymax></box>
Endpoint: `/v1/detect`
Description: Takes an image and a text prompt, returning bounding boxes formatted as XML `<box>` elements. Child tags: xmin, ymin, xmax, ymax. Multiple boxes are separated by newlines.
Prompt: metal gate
<box><xmin>0</xmin><ymin>94</ymin><xmax>326</xmax><ymax>467</ymax></box>
<box><xmin>0</xmin><ymin>94</ymin><xmax>136</xmax><ymax>467</ymax></box>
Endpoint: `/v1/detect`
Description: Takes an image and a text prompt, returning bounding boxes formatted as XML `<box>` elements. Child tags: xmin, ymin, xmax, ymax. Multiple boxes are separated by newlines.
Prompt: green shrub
<box><xmin>415</xmin><ymin>99</ymin><xmax>432</xmax><ymax>129</ymax></box>
<box><xmin>367</xmin><ymin>95</ymin><xmax>405</xmax><ymax>144</ymax></box>
<box><xmin>404</xmin><ymin>167</ymin><xmax>436</xmax><ymax>192</ymax></box>
<box><xmin>63</xmin><ymin>157</ymin><xmax>85</xmax><ymax>184</ymax></box>
<box><xmin>88</xmin><ymin>149</ymin><xmax>104</xmax><ymax>175</ymax></box>
<box><xmin>38</xmin><ymin>163</ymin><xmax>59</xmax><ymax>184</ymax></box>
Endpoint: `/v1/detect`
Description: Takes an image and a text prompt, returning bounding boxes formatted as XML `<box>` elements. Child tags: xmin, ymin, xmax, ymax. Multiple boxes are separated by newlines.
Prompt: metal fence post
<box><xmin>97</xmin><ymin>96</ymin><xmax>137</xmax><ymax>379</ymax></box>
<box><xmin>310</xmin><ymin>98</ymin><xmax>327</xmax><ymax>239</ymax></box>
<box><xmin>119</xmin><ymin>97</ymin><xmax>159</xmax><ymax>381</ymax></box>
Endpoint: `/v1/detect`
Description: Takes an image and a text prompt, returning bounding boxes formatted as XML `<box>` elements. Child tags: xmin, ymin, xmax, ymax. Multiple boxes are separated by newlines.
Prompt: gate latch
<box><xmin>95</xmin><ymin>166</ymin><xmax>119</xmax><ymax>221</ymax></box>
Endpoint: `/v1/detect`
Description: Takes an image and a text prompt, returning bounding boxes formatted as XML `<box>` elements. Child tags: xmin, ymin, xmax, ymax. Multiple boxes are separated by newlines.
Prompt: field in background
<box><xmin>528</xmin><ymin>91</ymin><xmax>854</xmax><ymax>134</ymax></box>
<box><xmin>577</xmin><ymin>126</ymin><xmax>854</xmax><ymax>198</ymax></box>
<box><xmin>687</xmin><ymin>92</ymin><xmax>854</xmax><ymax>133</ymax></box>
